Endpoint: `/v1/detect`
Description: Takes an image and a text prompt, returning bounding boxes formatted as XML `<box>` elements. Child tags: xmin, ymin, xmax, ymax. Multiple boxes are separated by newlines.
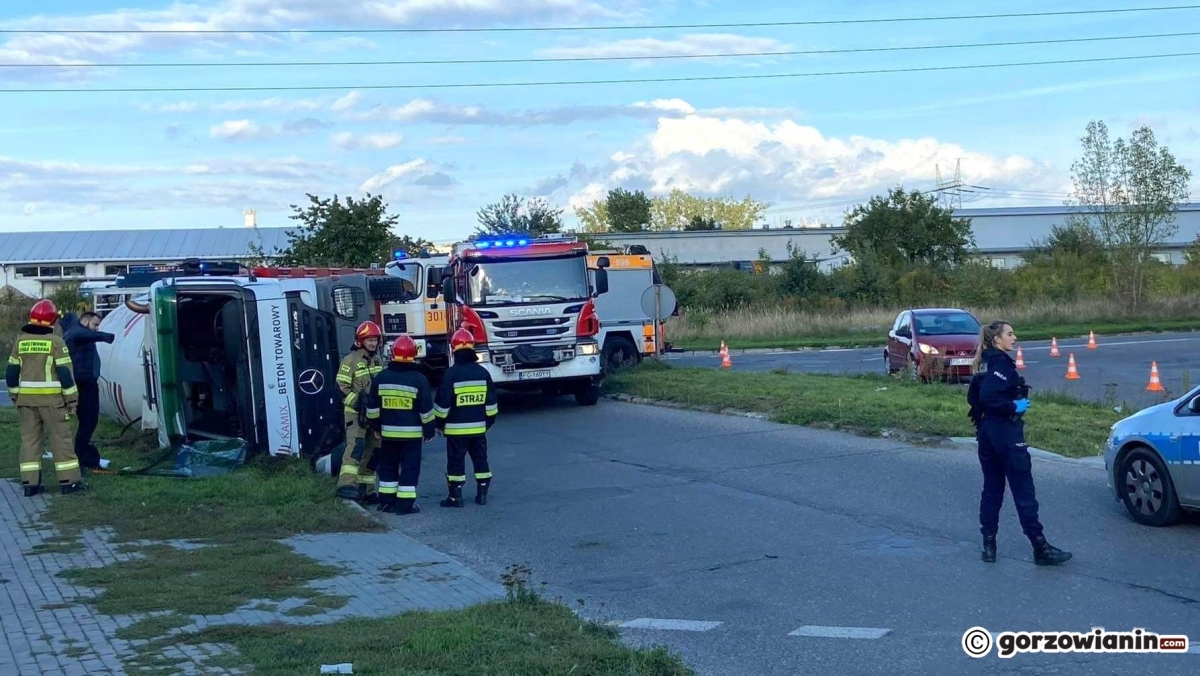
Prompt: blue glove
<box><xmin>1014</xmin><ymin>398</ymin><xmax>1030</xmax><ymax>414</ymax></box>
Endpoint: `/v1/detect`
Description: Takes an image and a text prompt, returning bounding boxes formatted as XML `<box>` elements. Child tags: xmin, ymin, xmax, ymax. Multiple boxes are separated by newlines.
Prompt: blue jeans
<box><xmin>977</xmin><ymin>417</ymin><xmax>1044</xmax><ymax>542</ymax></box>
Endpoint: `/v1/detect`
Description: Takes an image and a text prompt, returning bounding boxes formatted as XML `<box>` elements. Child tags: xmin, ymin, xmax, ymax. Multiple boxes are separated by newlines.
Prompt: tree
<box><xmin>649</xmin><ymin>188</ymin><xmax>769</xmax><ymax>231</ymax></box>
<box><xmin>606</xmin><ymin>188</ymin><xmax>652</xmax><ymax>232</ymax></box>
<box><xmin>276</xmin><ymin>193</ymin><xmax>401</xmax><ymax>268</ymax></box>
<box><xmin>476</xmin><ymin>194</ymin><xmax>563</xmax><ymax>237</ymax></box>
<box><xmin>1064</xmin><ymin>120</ymin><xmax>1193</xmax><ymax>307</ymax></box>
<box><xmin>830</xmin><ymin>186</ymin><xmax>974</xmax><ymax>273</ymax></box>
<box><xmin>573</xmin><ymin>199</ymin><xmax>609</xmax><ymax>233</ymax></box>
<box><xmin>391</xmin><ymin>234</ymin><xmax>435</xmax><ymax>258</ymax></box>
<box><xmin>684</xmin><ymin>215</ymin><xmax>719</xmax><ymax>230</ymax></box>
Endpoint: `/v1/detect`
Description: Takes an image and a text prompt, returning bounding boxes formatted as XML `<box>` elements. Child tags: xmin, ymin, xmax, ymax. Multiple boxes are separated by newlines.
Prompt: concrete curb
<box><xmin>605</xmin><ymin>393</ymin><xmax>1106</xmax><ymax>467</ymax></box>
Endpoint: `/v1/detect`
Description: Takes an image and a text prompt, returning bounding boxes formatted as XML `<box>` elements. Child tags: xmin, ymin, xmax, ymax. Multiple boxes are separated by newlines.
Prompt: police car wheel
<box><xmin>1118</xmin><ymin>446</ymin><xmax>1183</xmax><ymax>527</ymax></box>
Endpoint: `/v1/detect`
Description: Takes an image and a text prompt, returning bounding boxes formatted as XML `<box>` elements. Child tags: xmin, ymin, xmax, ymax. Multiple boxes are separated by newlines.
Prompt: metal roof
<box><xmin>0</xmin><ymin>227</ymin><xmax>295</xmax><ymax>265</ymax></box>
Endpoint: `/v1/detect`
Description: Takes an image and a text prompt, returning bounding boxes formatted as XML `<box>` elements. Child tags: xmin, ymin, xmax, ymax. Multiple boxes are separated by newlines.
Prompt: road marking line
<box><xmin>619</xmin><ymin>619</ymin><xmax>723</xmax><ymax>631</ymax></box>
<box><xmin>788</xmin><ymin>625</ymin><xmax>890</xmax><ymax>639</ymax></box>
<box><xmin>1022</xmin><ymin>337</ymin><xmax>1200</xmax><ymax>351</ymax></box>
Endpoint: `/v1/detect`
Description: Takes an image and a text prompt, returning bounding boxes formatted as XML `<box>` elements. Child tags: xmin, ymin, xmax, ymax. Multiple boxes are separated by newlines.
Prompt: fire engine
<box><xmin>439</xmin><ymin>233</ymin><xmax>610</xmax><ymax>405</ymax></box>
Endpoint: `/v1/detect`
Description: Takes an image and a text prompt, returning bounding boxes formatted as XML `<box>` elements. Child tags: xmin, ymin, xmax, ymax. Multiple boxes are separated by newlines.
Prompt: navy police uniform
<box><xmin>968</xmin><ymin>347</ymin><xmax>1071</xmax><ymax>565</ymax></box>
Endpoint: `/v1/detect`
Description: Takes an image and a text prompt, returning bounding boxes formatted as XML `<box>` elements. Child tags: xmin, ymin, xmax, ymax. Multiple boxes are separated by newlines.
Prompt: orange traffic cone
<box><xmin>1146</xmin><ymin>362</ymin><xmax>1165</xmax><ymax>392</ymax></box>
<box><xmin>1065</xmin><ymin>353</ymin><xmax>1080</xmax><ymax>380</ymax></box>
<box><xmin>1049</xmin><ymin>338</ymin><xmax>1060</xmax><ymax>357</ymax></box>
<box><xmin>721</xmin><ymin>350</ymin><xmax>733</xmax><ymax>369</ymax></box>
<box><xmin>1087</xmin><ymin>331</ymin><xmax>1097</xmax><ymax>349</ymax></box>
<box><xmin>1015</xmin><ymin>346</ymin><xmax>1026</xmax><ymax>370</ymax></box>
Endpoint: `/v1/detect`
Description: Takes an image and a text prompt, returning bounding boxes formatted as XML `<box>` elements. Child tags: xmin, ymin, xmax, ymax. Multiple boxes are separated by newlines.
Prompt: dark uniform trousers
<box><xmin>376</xmin><ymin>438</ymin><xmax>422</xmax><ymax>509</ymax></box>
<box><xmin>74</xmin><ymin>379</ymin><xmax>102</xmax><ymax>469</ymax></box>
<box><xmin>977</xmin><ymin>416</ymin><xmax>1043</xmax><ymax>541</ymax></box>
<box><xmin>446</xmin><ymin>436</ymin><xmax>491</xmax><ymax>490</ymax></box>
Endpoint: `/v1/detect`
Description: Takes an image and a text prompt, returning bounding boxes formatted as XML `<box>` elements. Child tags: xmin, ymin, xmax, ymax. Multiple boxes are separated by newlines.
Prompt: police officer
<box><xmin>968</xmin><ymin>320</ymin><xmax>1071</xmax><ymax>566</ymax></box>
<box><xmin>433</xmin><ymin>328</ymin><xmax>498</xmax><ymax>507</ymax></box>
<box><xmin>6</xmin><ymin>299</ymin><xmax>86</xmax><ymax>496</ymax></box>
<box><xmin>334</xmin><ymin>321</ymin><xmax>385</xmax><ymax>502</ymax></box>
<box><xmin>364</xmin><ymin>335</ymin><xmax>435</xmax><ymax>515</ymax></box>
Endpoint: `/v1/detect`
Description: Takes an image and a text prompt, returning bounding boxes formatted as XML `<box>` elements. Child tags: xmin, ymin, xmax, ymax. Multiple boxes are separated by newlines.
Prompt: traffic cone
<box><xmin>1015</xmin><ymin>346</ymin><xmax>1026</xmax><ymax>370</ymax></box>
<box><xmin>1049</xmin><ymin>338</ymin><xmax>1060</xmax><ymax>357</ymax></box>
<box><xmin>1146</xmin><ymin>362</ymin><xmax>1165</xmax><ymax>392</ymax></box>
<box><xmin>721</xmin><ymin>350</ymin><xmax>733</xmax><ymax>369</ymax></box>
<box><xmin>1065</xmin><ymin>353</ymin><xmax>1080</xmax><ymax>380</ymax></box>
<box><xmin>1087</xmin><ymin>331</ymin><xmax>1097</xmax><ymax>349</ymax></box>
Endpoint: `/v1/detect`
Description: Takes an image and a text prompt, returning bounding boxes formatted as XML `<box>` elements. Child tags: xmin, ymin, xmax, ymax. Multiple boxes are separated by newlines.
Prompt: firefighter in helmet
<box><xmin>334</xmin><ymin>320</ymin><xmax>385</xmax><ymax>501</ymax></box>
<box><xmin>6</xmin><ymin>299</ymin><xmax>86</xmax><ymax>496</ymax></box>
<box><xmin>433</xmin><ymin>327</ymin><xmax>498</xmax><ymax>507</ymax></box>
<box><xmin>364</xmin><ymin>334</ymin><xmax>435</xmax><ymax>514</ymax></box>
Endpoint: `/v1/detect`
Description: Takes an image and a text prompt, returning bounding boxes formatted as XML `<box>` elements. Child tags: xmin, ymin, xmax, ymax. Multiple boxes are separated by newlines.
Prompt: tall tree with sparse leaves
<box><xmin>276</xmin><ymin>193</ymin><xmax>402</xmax><ymax>268</ymax></box>
<box><xmin>1064</xmin><ymin>120</ymin><xmax>1192</xmax><ymax>308</ymax></box>
<box><xmin>476</xmin><ymin>194</ymin><xmax>564</xmax><ymax>237</ymax></box>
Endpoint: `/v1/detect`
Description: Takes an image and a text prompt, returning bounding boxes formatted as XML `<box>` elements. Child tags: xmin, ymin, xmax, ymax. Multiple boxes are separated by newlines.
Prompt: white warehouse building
<box><xmin>592</xmin><ymin>202</ymin><xmax>1200</xmax><ymax>271</ymax></box>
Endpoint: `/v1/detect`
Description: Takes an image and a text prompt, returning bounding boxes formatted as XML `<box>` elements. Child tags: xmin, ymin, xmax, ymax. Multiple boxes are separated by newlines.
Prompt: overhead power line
<box><xmin>7</xmin><ymin>31</ymin><xmax>1197</xmax><ymax>68</ymax></box>
<box><xmin>3</xmin><ymin>4</ymin><xmax>1199</xmax><ymax>34</ymax></box>
<box><xmin>4</xmin><ymin>50</ymin><xmax>1199</xmax><ymax>94</ymax></box>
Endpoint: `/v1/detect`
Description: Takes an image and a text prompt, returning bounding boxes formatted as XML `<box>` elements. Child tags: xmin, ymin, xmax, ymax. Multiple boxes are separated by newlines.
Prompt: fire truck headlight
<box><xmin>476</xmin><ymin>350</ymin><xmax>490</xmax><ymax>362</ymax></box>
<box><xmin>580</xmin><ymin>342</ymin><xmax>599</xmax><ymax>356</ymax></box>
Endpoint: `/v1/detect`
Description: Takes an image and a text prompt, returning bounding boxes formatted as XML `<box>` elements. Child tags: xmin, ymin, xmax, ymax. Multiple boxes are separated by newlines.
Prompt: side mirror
<box><xmin>428</xmin><ymin>267</ymin><xmax>443</xmax><ymax>288</ymax></box>
<box><xmin>442</xmin><ymin>276</ymin><xmax>455</xmax><ymax>306</ymax></box>
<box><xmin>1189</xmin><ymin>397</ymin><xmax>1200</xmax><ymax>413</ymax></box>
<box><xmin>596</xmin><ymin>256</ymin><xmax>611</xmax><ymax>269</ymax></box>
<box><xmin>592</xmin><ymin>267</ymin><xmax>609</xmax><ymax>296</ymax></box>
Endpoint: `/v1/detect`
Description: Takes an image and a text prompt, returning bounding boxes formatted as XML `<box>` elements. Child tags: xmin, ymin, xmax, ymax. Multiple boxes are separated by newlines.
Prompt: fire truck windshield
<box><xmin>466</xmin><ymin>255</ymin><xmax>589</xmax><ymax>306</ymax></box>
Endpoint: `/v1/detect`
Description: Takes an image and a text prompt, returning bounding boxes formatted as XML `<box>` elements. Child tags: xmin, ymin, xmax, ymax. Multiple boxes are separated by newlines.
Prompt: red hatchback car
<box><xmin>885</xmin><ymin>308</ymin><xmax>982</xmax><ymax>381</ymax></box>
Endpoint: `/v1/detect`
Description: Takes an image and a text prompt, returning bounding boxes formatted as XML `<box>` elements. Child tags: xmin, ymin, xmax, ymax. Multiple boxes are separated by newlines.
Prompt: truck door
<box><xmin>320</xmin><ymin>274</ymin><xmax>374</xmax><ymax>357</ymax></box>
<box><xmin>287</xmin><ymin>291</ymin><xmax>343</xmax><ymax>458</ymax></box>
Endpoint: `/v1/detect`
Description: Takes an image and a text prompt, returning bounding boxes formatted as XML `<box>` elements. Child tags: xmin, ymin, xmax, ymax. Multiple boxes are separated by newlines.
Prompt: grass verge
<box><xmin>1</xmin><ymin>409</ymin><xmax>694</xmax><ymax>675</ymax></box>
<box><xmin>605</xmin><ymin>362</ymin><xmax>1122</xmax><ymax>458</ymax></box>
<box><xmin>667</xmin><ymin>298</ymin><xmax>1200</xmax><ymax>351</ymax></box>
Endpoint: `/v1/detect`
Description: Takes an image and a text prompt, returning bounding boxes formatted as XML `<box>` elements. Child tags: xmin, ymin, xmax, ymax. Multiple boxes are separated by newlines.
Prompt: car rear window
<box><xmin>915</xmin><ymin>312</ymin><xmax>981</xmax><ymax>335</ymax></box>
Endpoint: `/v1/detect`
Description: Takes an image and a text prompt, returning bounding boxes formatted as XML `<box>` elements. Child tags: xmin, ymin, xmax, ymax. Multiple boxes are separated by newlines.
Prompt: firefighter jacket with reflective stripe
<box><xmin>6</xmin><ymin>325</ymin><xmax>78</xmax><ymax>408</ymax></box>
<box><xmin>336</xmin><ymin>348</ymin><xmax>384</xmax><ymax>414</ymax></box>
<box><xmin>434</xmin><ymin>359</ymin><xmax>498</xmax><ymax>436</ymax></box>
<box><xmin>365</xmin><ymin>363</ymin><xmax>435</xmax><ymax>439</ymax></box>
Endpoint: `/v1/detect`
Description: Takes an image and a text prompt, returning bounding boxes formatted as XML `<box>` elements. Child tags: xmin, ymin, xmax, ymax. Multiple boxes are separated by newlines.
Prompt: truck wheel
<box><xmin>602</xmin><ymin>336</ymin><xmax>641</xmax><ymax>373</ymax></box>
<box><xmin>575</xmin><ymin>384</ymin><xmax>601</xmax><ymax>406</ymax></box>
<box><xmin>368</xmin><ymin>277</ymin><xmax>413</xmax><ymax>303</ymax></box>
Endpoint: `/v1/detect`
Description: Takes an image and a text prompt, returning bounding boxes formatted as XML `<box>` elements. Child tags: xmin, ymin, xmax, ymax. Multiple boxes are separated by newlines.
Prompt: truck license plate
<box><xmin>518</xmin><ymin>369</ymin><xmax>552</xmax><ymax>381</ymax></box>
<box><xmin>950</xmin><ymin>358</ymin><xmax>972</xmax><ymax>366</ymax></box>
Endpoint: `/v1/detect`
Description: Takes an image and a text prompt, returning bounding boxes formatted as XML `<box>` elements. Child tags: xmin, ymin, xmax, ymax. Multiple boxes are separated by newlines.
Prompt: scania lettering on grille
<box><xmin>510</xmin><ymin>307</ymin><xmax>553</xmax><ymax>316</ymax></box>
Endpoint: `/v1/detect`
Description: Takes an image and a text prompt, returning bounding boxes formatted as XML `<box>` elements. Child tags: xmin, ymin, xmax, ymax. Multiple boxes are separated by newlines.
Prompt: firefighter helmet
<box><xmin>29</xmin><ymin>299</ymin><xmax>58</xmax><ymax>327</ymax></box>
<box><xmin>355</xmin><ymin>321</ymin><xmax>382</xmax><ymax>347</ymax></box>
<box><xmin>391</xmin><ymin>334</ymin><xmax>418</xmax><ymax>363</ymax></box>
<box><xmin>450</xmin><ymin>328</ymin><xmax>475</xmax><ymax>352</ymax></box>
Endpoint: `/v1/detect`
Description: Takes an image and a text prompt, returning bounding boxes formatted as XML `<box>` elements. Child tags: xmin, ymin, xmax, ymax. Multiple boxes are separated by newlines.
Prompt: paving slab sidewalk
<box><xmin>0</xmin><ymin>479</ymin><xmax>505</xmax><ymax>675</ymax></box>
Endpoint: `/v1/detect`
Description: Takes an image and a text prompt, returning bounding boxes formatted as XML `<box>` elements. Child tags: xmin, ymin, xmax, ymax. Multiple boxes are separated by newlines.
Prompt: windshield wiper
<box><xmin>526</xmin><ymin>295</ymin><xmax>573</xmax><ymax>302</ymax></box>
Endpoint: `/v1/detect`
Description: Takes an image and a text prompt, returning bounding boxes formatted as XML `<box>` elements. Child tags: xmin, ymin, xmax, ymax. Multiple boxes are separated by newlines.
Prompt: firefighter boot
<box><xmin>336</xmin><ymin>485</ymin><xmax>359</xmax><ymax>501</ymax></box>
<box><xmin>60</xmin><ymin>481</ymin><xmax>89</xmax><ymax>495</ymax></box>
<box><xmin>475</xmin><ymin>480</ymin><xmax>489</xmax><ymax>506</ymax></box>
<box><xmin>376</xmin><ymin>493</ymin><xmax>397</xmax><ymax>513</ymax></box>
<box><xmin>24</xmin><ymin>484</ymin><xmax>45</xmax><ymax>498</ymax></box>
<box><xmin>397</xmin><ymin>499</ymin><xmax>420</xmax><ymax>515</ymax></box>
<box><xmin>981</xmin><ymin>535</ymin><xmax>996</xmax><ymax>563</ymax></box>
<box><xmin>1031</xmin><ymin>536</ymin><xmax>1072</xmax><ymax>566</ymax></box>
<box><xmin>440</xmin><ymin>482</ymin><xmax>464</xmax><ymax>508</ymax></box>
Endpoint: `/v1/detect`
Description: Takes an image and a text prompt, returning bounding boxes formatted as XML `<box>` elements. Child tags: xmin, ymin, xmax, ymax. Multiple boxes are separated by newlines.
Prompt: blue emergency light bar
<box><xmin>475</xmin><ymin>237</ymin><xmax>529</xmax><ymax>249</ymax></box>
<box><xmin>393</xmin><ymin>250</ymin><xmax>408</xmax><ymax>260</ymax></box>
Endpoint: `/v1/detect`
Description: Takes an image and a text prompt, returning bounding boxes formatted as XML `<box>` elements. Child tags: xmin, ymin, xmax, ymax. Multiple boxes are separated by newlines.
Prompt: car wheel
<box><xmin>1119</xmin><ymin>446</ymin><xmax>1183</xmax><ymax>527</ymax></box>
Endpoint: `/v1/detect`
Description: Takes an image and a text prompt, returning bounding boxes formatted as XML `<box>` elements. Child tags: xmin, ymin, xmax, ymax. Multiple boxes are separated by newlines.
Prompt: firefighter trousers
<box><xmin>336</xmin><ymin>415</ymin><xmax>380</xmax><ymax>498</ymax></box>
<box><xmin>19</xmin><ymin>406</ymin><xmax>80</xmax><ymax>488</ymax></box>
<box><xmin>376</xmin><ymin>438</ymin><xmax>422</xmax><ymax>510</ymax></box>
<box><xmin>446</xmin><ymin>435</ymin><xmax>491</xmax><ymax>489</ymax></box>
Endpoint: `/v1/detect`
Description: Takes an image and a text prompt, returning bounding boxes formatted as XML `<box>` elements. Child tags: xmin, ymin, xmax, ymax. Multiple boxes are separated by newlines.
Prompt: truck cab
<box><xmin>440</xmin><ymin>233</ymin><xmax>610</xmax><ymax>406</ymax></box>
<box><xmin>587</xmin><ymin>250</ymin><xmax>676</xmax><ymax>372</ymax></box>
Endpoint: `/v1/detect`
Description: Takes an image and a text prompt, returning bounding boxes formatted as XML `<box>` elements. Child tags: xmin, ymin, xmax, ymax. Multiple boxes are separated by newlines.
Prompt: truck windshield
<box><xmin>467</xmin><ymin>255</ymin><xmax>589</xmax><ymax>306</ymax></box>
<box><xmin>386</xmin><ymin>262</ymin><xmax>421</xmax><ymax>297</ymax></box>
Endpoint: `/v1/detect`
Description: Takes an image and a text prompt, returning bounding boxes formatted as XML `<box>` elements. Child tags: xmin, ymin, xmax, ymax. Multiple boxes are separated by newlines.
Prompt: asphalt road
<box><xmin>667</xmin><ymin>331</ymin><xmax>1200</xmax><ymax>411</ymax></box>
<box><xmin>380</xmin><ymin>394</ymin><xmax>1200</xmax><ymax>676</ymax></box>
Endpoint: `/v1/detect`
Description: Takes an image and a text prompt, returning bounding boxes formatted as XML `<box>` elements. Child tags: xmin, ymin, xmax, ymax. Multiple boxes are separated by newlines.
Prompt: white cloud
<box><xmin>0</xmin><ymin>0</ymin><xmax>637</xmax><ymax>81</ymax></box>
<box><xmin>558</xmin><ymin>106</ymin><xmax>1057</xmax><ymax>209</ymax></box>
<box><xmin>332</xmin><ymin>132</ymin><xmax>403</xmax><ymax>150</ymax></box>
<box><xmin>540</xmin><ymin>33</ymin><xmax>788</xmax><ymax>60</ymax></box>
<box><xmin>360</xmin><ymin>158</ymin><xmax>458</xmax><ymax>193</ymax></box>
<box><xmin>210</xmin><ymin>117</ymin><xmax>328</xmax><ymax>140</ymax></box>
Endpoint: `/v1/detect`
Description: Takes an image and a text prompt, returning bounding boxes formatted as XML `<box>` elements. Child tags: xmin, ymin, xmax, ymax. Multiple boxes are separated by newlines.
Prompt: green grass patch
<box><xmin>115</xmin><ymin>613</ymin><xmax>192</xmax><ymax>641</ymax></box>
<box><xmin>283</xmin><ymin>593</ymin><xmax>351</xmax><ymax>617</ymax></box>
<box><xmin>181</xmin><ymin>596</ymin><xmax>692</xmax><ymax>676</ymax></box>
<box><xmin>673</xmin><ymin>318</ymin><xmax>1200</xmax><ymax>352</ymax></box>
<box><xmin>606</xmin><ymin>362</ymin><xmax>1122</xmax><ymax>458</ymax></box>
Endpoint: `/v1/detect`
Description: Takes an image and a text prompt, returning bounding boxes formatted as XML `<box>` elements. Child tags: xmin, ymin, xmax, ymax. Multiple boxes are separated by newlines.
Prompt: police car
<box><xmin>1104</xmin><ymin>386</ymin><xmax>1200</xmax><ymax>526</ymax></box>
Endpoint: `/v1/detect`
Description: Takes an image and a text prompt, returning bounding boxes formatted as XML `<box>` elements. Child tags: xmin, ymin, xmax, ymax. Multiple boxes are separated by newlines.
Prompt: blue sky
<box><xmin>1</xmin><ymin>0</ymin><xmax>1198</xmax><ymax>243</ymax></box>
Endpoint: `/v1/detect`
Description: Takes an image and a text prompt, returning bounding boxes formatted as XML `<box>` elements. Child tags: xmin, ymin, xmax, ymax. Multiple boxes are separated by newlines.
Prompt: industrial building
<box><xmin>592</xmin><ymin>202</ymin><xmax>1200</xmax><ymax>271</ymax></box>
